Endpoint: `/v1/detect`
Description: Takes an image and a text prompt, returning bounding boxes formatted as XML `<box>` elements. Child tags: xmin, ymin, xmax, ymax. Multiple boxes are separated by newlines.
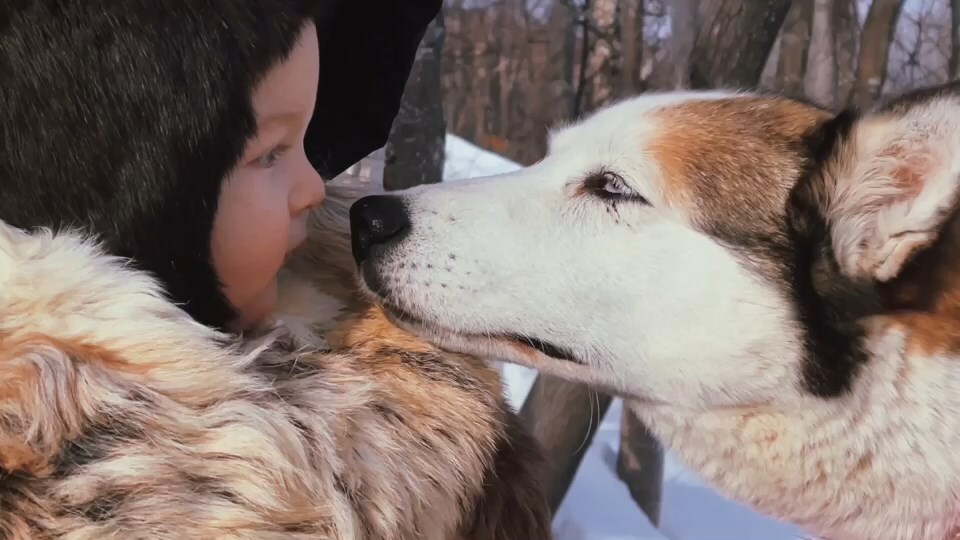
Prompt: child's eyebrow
<box><xmin>243</xmin><ymin>118</ymin><xmax>293</xmax><ymax>156</ymax></box>
<box><xmin>255</xmin><ymin>112</ymin><xmax>303</xmax><ymax>129</ymax></box>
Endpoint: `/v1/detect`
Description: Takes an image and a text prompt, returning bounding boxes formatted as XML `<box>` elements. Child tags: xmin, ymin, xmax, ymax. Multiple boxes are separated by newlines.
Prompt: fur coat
<box><xmin>0</xmin><ymin>182</ymin><xmax>551</xmax><ymax>539</ymax></box>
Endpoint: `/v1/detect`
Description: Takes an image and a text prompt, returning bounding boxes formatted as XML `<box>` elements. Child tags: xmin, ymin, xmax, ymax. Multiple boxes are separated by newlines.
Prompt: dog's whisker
<box><xmin>574</xmin><ymin>389</ymin><xmax>598</xmax><ymax>456</ymax></box>
<box><xmin>733</xmin><ymin>299</ymin><xmax>782</xmax><ymax>310</ymax></box>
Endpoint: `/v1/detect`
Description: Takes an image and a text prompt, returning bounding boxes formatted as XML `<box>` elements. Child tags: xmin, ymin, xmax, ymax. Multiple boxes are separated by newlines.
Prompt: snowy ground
<box><xmin>443</xmin><ymin>133</ymin><xmax>811</xmax><ymax>540</ymax></box>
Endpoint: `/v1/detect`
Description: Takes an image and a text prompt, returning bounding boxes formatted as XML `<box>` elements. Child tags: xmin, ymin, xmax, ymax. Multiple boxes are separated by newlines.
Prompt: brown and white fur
<box><xmin>352</xmin><ymin>81</ymin><xmax>960</xmax><ymax>540</ymax></box>
<box><xmin>0</xmin><ymin>181</ymin><xmax>551</xmax><ymax>539</ymax></box>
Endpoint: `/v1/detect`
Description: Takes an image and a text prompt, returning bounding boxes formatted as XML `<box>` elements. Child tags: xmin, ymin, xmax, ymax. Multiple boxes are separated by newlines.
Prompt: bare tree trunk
<box><xmin>573</xmin><ymin>0</ymin><xmax>592</xmax><ymax>117</ymax></box>
<box><xmin>560</xmin><ymin>1</ymin><xmax>577</xmax><ymax>107</ymax></box>
<box><xmin>519</xmin><ymin>375</ymin><xmax>613</xmax><ymax>512</ymax></box>
<box><xmin>833</xmin><ymin>0</ymin><xmax>859</xmax><ymax>105</ymax></box>
<box><xmin>951</xmin><ymin>0</ymin><xmax>960</xmax><ymax>80</ymax></box>
<box><xmin>620</xmin><ymin>0</ymin><xmax>645</xmax><ymax>96</ymax></box>
<box><xmin>683</xmin><ymin>0</ymin><xmax>794</xmax><ymax>89</ymax></box>
<box><xmin>806</xmin><ymin>0</ymin><xmax>837</xmax><ymax>107</ymax></box>
<box><xmin>848</xmin><ymin>0</ymin><xmax>904</xmax><ymax>109</ymax></box>
<box><xmin>497</xmin><ymin>0</ymin><xmax>518</xmax><ymax>144</ymax></box>
<box><xmin>528</xmin><ymin>0</ymin><xmax>576</xmax><ymax>159</ymax></box>
<box><xmin>776</xmin><ymin>0</ymin><xmax>815</xmax><ymax>95</ymax></box>
<box><xmin>669</xmin><ymin>0</ymin><xmax>698</xmax><ymax>88</ymax></box>
<box><xmin>540</xmin><ymin>0</ymin><xmax>577</xmax><ymax>122</ymax></box>
<box><xmin>617</xmin><ymin>405</ymin><xmax>665</xmax><ymax>525</ymax></box>
<box><xmin>383</xmin><ymin>10</ymin><xmax>446</xmax><ymax>190</ymax></box>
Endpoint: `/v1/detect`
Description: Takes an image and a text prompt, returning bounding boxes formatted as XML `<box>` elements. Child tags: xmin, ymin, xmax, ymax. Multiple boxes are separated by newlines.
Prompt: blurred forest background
<box><xmin>385</xmin><ymin>0</ymin><xmax>956</xmax><ymax>191</ymax></box>
<box><xmin>371</xmin><ymin>0</ymin><xmax>957</xmax><ymax>528</ymax></box>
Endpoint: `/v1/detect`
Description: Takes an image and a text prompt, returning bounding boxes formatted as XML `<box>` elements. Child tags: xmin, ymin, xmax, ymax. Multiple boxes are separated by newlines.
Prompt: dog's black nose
<box><xmin>349</xmin><ymin>195</ymin><xmax>410</xmax><ymax>264</ymax></box>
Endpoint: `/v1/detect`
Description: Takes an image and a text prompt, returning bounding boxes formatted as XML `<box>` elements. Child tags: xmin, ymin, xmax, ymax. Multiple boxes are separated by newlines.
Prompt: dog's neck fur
<box><xmin>633</xmin><ymin>330</ymin><xmax>960</xmax><ymax>540</ymax></box>
<box><xmin>633</xmin><ymin>217</ymin><xmax>960</xmax><ymax>540</ymax></box>
<box><xmin>634</xmin><ymin>137</ymin><xmax>960</xmax><ymax>540</ymax></box>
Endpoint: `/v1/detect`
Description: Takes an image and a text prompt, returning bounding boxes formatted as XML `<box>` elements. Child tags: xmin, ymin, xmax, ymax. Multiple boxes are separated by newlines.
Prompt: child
<box><xmin>0</xmin><ymin>1</ymin><xmax>551</xmax><ymax>537</ymax></box>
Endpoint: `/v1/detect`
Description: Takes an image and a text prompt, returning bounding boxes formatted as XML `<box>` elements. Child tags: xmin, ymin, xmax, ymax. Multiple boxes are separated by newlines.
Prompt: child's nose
<box><xmin>290</xmin><ymin>157</ymin><xmax>326</xmax><ymax>215</ymax></box>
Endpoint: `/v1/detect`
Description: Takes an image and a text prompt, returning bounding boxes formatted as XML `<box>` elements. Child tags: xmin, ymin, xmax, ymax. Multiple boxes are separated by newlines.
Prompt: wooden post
<box><xmin>383</xmin><ymin>10</ymin><xmax>447</xmax><ymax>191</ymax></box>
<box><xmin>519</xmin><ymin>374</ymin><xmax>613</xmax><ymax>512</ymax></box>
<box><xmin>617</xmin><ymin>407</ymin><xmax>664</xmax><ymax>525</ymax></box>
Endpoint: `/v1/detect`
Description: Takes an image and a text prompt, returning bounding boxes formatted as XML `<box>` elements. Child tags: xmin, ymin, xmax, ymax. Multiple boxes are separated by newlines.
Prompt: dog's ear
<box><xmin>806</xmin><ymin>94</ymin><xmax>960</xmax><ymax>283</ymax></box>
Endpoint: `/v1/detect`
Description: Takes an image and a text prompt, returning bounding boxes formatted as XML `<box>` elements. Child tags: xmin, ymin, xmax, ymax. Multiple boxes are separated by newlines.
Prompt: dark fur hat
<box><xmin>0</xmin><ymin>0</ymin><xmax>440</xmax><ymax>329</ymax></box>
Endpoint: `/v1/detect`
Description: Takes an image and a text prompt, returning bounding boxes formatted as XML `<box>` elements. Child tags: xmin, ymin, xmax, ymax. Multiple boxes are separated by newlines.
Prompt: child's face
<box><xmin>211</xmin><ymin>22</ymin><xmax>324</xmax><ymax>329</ymax></box>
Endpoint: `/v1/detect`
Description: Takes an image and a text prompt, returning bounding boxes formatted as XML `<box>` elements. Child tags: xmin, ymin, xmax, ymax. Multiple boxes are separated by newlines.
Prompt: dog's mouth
<box><xmin>502</xmin><ymin>334</ymin><xmax>579</xmax><ymax>363</ymax></box>
<box><xmin>379</xmin><ymin>298</ymin><xmax>581</xmax><ymax>364</ymax></box>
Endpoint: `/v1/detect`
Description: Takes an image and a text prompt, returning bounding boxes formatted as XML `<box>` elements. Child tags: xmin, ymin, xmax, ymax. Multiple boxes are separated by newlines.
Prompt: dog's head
<box><xmin>349</xmin><ymin>84</ymin><xmax>960</xmax><ymax>408</ymax></box>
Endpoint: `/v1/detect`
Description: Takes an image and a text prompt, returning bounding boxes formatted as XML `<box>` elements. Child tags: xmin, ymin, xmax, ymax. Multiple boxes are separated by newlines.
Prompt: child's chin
<box><xmin>231</xmin><ymin>279</ymin><xmax>280</xmax><ymax>331</ymax></box>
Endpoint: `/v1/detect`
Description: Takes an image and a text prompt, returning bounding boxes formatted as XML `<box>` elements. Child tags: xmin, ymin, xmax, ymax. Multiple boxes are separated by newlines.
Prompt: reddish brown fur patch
<box><xmin>877</xmin><ymin>143</ymin><xmax>930</xmax><ymax>198</ymax></box>
<box><xmin>328</xmin><ymin>306</ymin><xmax>434</xmax><ymax>354</ymax></box>
<box><xmin>879</xmin><ymin>211</ymin><xmax>960</xmax><ymax>355</ymax></box>
<box><xmin>0</xmin><ymin>436</ymin><xmax>49</xmax><ymax>476</ymax></box>
<box><xmin>853</xmin><ymin>451</ymin><xmax>874</xmax><ymax>475</ymax></box>
<box><xmin>0</xmin><ymin>333</ymin><xmax>151</xmax><ymax>375</ymax></box>
<box><xmin>328</xmin><ymin>304</ymin><xmax>505</xmax><ymax>415</ymax></box>
<box><xmin>0</xmin><ymin>355</ymin><xmax>39</xmax><ymax>402</ymax></box>
<box><xmin>648</xmin><ymin>98</ymin><xmax>830</xmax><ymax>231</ymax></box>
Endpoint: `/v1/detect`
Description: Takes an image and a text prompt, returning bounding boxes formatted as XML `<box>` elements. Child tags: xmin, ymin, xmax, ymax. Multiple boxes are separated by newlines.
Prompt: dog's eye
<box><xmin>585</xmin><ymin>172</ymin><xmax>649</xmax><ymax>204</ymax></box>
<box><xmin>599</xmin><ymin>175</ymin><xmax>630</xmax><ymax>197</ymax></box>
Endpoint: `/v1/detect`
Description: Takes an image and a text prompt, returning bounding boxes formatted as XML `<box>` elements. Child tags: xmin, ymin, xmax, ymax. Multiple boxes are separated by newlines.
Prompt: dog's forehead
<box><xmin>647</xmin><ymin>95</ymin><xmax>829</xmax><ymax>245</ymax></box>
<box><xmin>552</xmin><ymin>92</ymin><xmax>829</xmax><ymax>244</ymax></box>
<box><xmin>551</xmin><ymin>92</ymin><xmax>829</xmax><ymax>206</ymax></box>
<box><xmin>548</xmin><ymin>91</ymin><xmax>737</xmax><ymax>154</ymax></box>
<box><xmin>545</xmin><ymin>91</ymin><xmax>835</xmax><ymax>255</ymax></box>
<box><xmin>646</xmin><ymin>95</ymin><xmax>829</xmax><ymax>208</ymax></box>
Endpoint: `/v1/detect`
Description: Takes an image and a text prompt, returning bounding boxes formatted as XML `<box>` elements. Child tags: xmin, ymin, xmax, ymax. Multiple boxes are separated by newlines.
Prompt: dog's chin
<box><xmin>360</xmin><ymin>288</ymin><xmax>587</xmax><ymax>373</ymax></box>
<box><xmin>356</xmin><ymin>269</ymin><xmax>626</xmax><ymax>389</ymax></box>
<box><xmin>388</xmin><ymin>309</ymin><xmax>596</xmax><ymax>379</ymax></box>
<box><xmin>359</xmin><ymin>277</ymin><xmax>699</xmax><ymax>407</ymax></box>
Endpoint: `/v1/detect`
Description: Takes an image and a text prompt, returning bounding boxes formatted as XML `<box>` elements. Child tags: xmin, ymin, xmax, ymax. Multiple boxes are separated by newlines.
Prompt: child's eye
<box><xmin>255</xmin><ymin>146</ymin><xmax>286</xmax><ymax>168</ymax></box>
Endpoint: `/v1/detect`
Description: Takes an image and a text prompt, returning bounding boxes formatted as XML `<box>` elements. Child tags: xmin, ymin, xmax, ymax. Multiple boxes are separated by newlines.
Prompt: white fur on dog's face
<box><xmin>354</xmin><ymin>85</ymin><xmax>960</xmax><ymax>538</ymax></box>
<box><xmin>362</xmin><ymin>92</ymin><xmax>806</xmax><ymax>407</ymax></box>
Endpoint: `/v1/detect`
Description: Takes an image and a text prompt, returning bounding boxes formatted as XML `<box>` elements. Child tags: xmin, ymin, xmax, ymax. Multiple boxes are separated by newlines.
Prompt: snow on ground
<box><xmin>443</xmin><ymin>133</ymin><xmax>810</xmax><ymax>540</ymax></box>
<box><xmin>443</xmin><ymin>133</ymin><xmax>523</xmax><ymax>180</ymax></box>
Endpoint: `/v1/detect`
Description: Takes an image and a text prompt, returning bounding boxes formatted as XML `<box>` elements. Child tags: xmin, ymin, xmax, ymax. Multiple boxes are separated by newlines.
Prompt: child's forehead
<box><xmin>251</xmin><ymin>23</ymin><xmax>319</xmax><ymax>123</ymax></box>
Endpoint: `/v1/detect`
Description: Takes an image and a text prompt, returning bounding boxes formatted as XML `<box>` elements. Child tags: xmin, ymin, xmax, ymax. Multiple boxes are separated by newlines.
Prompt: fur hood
<box><xmin>0</xmin><ymin>182</ymin><xmax>549</xmax><ymax>539</ymax></box>
<box><xmin>0</xmin><ymin>0</ymin><xmax>442</xmax><ymax>329</ymax></box>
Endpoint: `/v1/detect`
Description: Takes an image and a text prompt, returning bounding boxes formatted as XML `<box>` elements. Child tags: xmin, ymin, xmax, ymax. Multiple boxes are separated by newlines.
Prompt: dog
<box><xmin>0</xmin><ymin>181</ymin><xmax>551</xmax><ymax>539</ymax></box>
<box><xmin>350</xmin><ymin>81</ymin><xmax>960</xmax><ymax>540</ymax></box>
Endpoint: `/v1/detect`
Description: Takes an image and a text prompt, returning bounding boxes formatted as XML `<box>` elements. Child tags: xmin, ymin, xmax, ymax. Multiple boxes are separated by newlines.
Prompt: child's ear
<box><xmin>811</xmin><ymin>94</ymin><xmax>960</xmax><ymax>282</ymax></box>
